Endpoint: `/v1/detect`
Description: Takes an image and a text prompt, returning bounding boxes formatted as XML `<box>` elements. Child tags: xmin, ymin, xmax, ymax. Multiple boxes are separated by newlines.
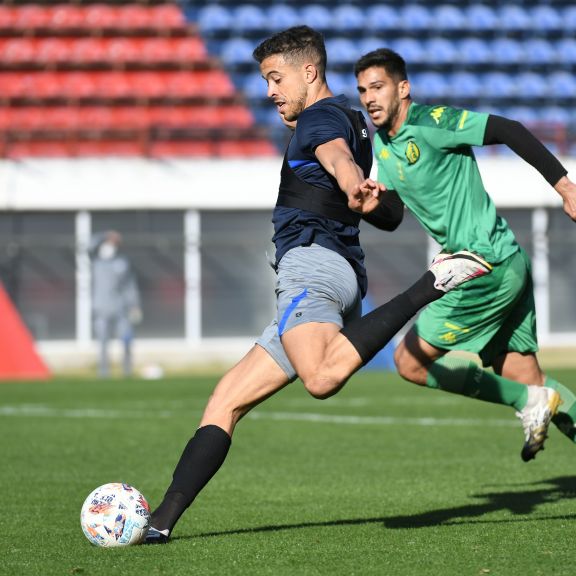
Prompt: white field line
<box><xmin>0</xmin><ymin>404</ymin><xmax>518</xmax><ymax>428</ymax></box>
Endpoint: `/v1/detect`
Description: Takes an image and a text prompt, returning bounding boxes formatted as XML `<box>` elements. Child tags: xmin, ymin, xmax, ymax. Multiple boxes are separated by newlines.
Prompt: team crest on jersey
<box><xmin>405</xmin><ymin>141</ymin><xmax>420</xmax><ymax>164</ymax></box>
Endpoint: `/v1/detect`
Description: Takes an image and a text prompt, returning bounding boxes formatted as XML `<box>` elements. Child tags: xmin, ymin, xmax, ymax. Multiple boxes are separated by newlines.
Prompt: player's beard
<box><xmin>378</xmin><ymin>95</ymin><xmax>401</xmax><ymax>133</ymax></box>
<box><xmin>283</xmin><ymin>89</ymin><xmax>308</xmax><ymax>122</ymax></box>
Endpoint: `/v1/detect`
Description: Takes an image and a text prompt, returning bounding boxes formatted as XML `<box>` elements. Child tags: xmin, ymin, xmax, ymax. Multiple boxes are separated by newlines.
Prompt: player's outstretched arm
<box><xmin>314</xmin><ymin>137</ymin><xmax>382</xmax><ymax>214</ymax></box>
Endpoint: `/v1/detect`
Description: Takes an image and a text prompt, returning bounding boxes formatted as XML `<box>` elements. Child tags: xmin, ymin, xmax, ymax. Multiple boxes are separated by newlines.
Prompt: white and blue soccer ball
<box><xmin>80</xmin><ymin>483</ymin><xmax>150</xmax><ymax>547</ymax></box>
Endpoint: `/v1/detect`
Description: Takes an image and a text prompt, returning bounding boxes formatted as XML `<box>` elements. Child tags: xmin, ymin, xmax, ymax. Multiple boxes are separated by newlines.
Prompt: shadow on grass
<box><xmin>175</xmin><ymin>475</ymin><xmax>576</xmax><ymax>540</ymax></box>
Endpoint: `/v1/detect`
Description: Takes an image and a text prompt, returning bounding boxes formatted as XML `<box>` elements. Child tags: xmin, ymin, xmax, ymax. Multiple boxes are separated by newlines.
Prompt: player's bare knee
<box><xmin>303</xmin><ymin>374</ymin><xmax>343</xmax><ymax>400</ymax></box>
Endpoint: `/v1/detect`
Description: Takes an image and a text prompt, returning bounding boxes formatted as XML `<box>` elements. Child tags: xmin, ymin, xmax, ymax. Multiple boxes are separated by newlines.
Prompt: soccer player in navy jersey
<box><xmin>144</xmin><ymin>26</ymin><xmax>491</xmax><ymax>543</ymax></box>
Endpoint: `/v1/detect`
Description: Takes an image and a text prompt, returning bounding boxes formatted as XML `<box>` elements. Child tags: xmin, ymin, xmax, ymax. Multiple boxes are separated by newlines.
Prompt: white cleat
<box><xmin>517</xmin><ymin>386</ymin><xmax>562</xmax><ymax>462</ymax></box>
<box><xmin>429</xmin><ymin>250</ymin><xmax>493</xmax><ymax>293</ymax></box>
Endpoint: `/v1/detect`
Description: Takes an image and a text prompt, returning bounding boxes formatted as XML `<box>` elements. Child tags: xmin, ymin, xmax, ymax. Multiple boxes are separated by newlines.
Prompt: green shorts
<box><xmin>414</xmin><ymin>248</ymin><xmax>538</xmax><ymax>367</ymax></box>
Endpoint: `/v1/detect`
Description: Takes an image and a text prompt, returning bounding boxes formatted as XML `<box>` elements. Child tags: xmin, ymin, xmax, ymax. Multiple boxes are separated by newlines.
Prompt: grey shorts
<box><xmin>256</xmin><ymin>244</ymin><xmax>363</xmax><ymax>380</ymax></box>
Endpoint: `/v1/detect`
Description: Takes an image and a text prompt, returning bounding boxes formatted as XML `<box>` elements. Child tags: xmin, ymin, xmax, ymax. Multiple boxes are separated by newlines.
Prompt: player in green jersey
<box><xmin>353</xmin><ymin>48</ymin><xmax>576</xmax><ymax>462</ymax></box>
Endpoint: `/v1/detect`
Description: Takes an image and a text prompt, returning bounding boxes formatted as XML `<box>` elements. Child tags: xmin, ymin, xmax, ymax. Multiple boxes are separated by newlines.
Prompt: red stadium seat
<box><xmin>78</xmin><ymin>107</ymin><xmax>115</xmax><ymax>130</ymax></box>
<box><xmin>61</xmin><ymin>73</ymin><xmax>98</xmax><ymax>99</ymax></box>
<box><xmin>0</xmin><ymin>6</ymin><xmax>16</xmax><ymax>29</ymax></box>
<box><xmin>49</xmin><ymin>5</ymin><xmax>87</xmax><ymax>30</ymax></box>
<box><xmin>149</xmin><ymin>4</ymin><xmax>186</xmax><ymax>29</ymax></box>
<box><xmin>105</xmin><ymin>38</ymin><xmax>143</xmax><ymax>64</ymax></box>
<box><xmin>14</xmin><ymin>5</ymin><xmax>52</xmax><ymax>30</ymax></box>
<box><xmin>0</xmin><ymin>39</ymin><xmax>37</xmax><ymax>65</ymax></box>
<box><xmin>139</xmin><ymin>38</ymin><xmax>174</xmax><ymax>64</ymax></box>
<box><xmin>216</xmin><ymin>140</ymin><xmax>277</xmax><ymax>157</ymax></box>
<box><xmin>129</xmin><ymin>72</ymin><xmax>167</xmax><ymax>99</ymax></box>
<box><xmin>150</xmin><ymin>140</ymin><xmax>215</xmax><ymax>157</ymax></box>
<box><xmin>73</xmin><ymin>140</ymin><xmax>145</xmax><ymax>157</ymax></box>
<box><xmin>171</xmin><ymin>38</ymin><xmax>207</xmax><ymax>63</ymax></box>
<box><xmin>36</xmin><ymin>38</ymin><xmax>75</xmax><ymax>65</ymax></box>
<box><xmin>218</xmin><ymin>106</ymin><xmax>255</xmax><ymax>128</ymax></box>
<box><xmin>85</xmin><ymin>4</ymin><xmax>120</xmax><ymax>30</ymax></box>
<box><xmin>91</xmin><ymin>72</ymin><xmax>133</xmax><ymax>99</ymax></box>
<box><xmin>70</xmin><ymin>38</ymin><xmax>108</xmax><ymax>64</ymax></box>
<box><xmin>115</xmin><ymin>5</ymin><xmax>155</xmax><ymax>29</ymax></box>
<box><xmin>110</xmin><ymin>106</ymin><xmax>151</xmax><ymax>130</ymax></box>
<box><xmin>0</xmin><ymin>107</ymin><xmax>11</xmax><ymax>130</ymax></box>
<box><xmin>6</xmin><ymin>140</ymin><xmax>71</xmax><ymax>159</ymax></box>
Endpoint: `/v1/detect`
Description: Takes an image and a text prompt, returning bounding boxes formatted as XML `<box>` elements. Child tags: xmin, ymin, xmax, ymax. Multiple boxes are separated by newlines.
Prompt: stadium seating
<box><xmin>0</xmin><ymin>1</ymin><xmax>274</xmax><ymax>158</ymax></box>
<box><xmin>1</xmin><ymin>0</ymin><xmax>575</xmax><ymax>158</ymax></box>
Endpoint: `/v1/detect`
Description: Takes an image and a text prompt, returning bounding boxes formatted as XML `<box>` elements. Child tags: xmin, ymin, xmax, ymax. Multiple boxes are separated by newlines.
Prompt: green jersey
<box><xmin>373</xmin><ymin>102</ymin><xmax>518</xmax><ymax>263</ymax></box>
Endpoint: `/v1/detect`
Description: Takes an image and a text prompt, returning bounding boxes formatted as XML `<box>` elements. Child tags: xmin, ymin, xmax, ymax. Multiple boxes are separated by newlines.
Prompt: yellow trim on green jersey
<box><xmin>373</xmin><ymin>102</ymin><xmax>518</xmax><ymax>264</ymax></box>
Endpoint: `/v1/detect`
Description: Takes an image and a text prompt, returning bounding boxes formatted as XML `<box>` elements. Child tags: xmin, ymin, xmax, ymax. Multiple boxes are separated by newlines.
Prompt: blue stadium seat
<box><xmin>540</xmin><ymin>107</ymin><xmax>571</xmax><ymax>125</ymax></box>
<box><xmin>457</xmin><ymin>38</ymin><xmax>491</xmax><ymax>65</ymax></box>
<box><xmin>365</xmin><ymin>5</ymin><xmax>401</xmax><ymax>31</ymax></box>
<box><xmin>497</xmin><ymin>6</ymin><xmax>531</xmax><ymax>32</ymax></box>
<box><xmin>424</xmin><ymin>38</ymin><xmax>457</xmax><ymax>65</ymax></box>
<box><xmin>449</xmin><ymin>72</ymin><xmax>482</xmax><ymax>99</ymax></box>
<box><xmin>392</xmin><ymin>38</ymin><xmax>426</xmax><ymax>64</ymax></box>
<box><xmin>491</xmin><ymin>38</ymin><xmax>524</xmax><ymax>65</ymax></box>
<box><xmin>242</xmin><ymin>72</ymin><xmax>266</xmax><ymax>99</ymax></box>
<box><xmin>411</xmin><ymin>72</ymin><xmax>448</xmax><ymax>99</ymax></box>
<box><xmin>548</xmin><ymin>71</ymin><xmax>576</xmax><ymax>98</ymax></box>
<box><xmin>219</xmin><ymin>38</ymin><xmax>254</xmax><ymax>66</ymax></box>
<box><xmin>464</xmin><ymin>5</ymin><xmax>498</xmax><ymax>31</ymax></box>
<box><xmin>266</xmin><ymin>5</ymin><xmax>299</xmax><ymax>31</ymax></box>
<box><xmin>524</xmin><ymin>39</ymin><xmax>556</xmax><ymax>65</ymax></box>
<box><xmin>531</xmin><ymin>5</ymin><xmax>562</xmax><ymax>32</ymax></box>
<box><xmin>482</xmin><ymin>72</ymin><xmax>516</xmax><ymax>99</ymax></box>
<box><xmin>325</xmin><ymin>38</ymin><xmax>359</xmax><ymax>66</ymax></box>
<box><xmin>332</xmin><ymin>5</ymin><xmax>365</xmax><ymax>32</ymax></box>
<box><xmin>196</xmin><ymin>5</ymin><xmax>232</xmax><ymax>35</ymax></box>
<box><xmin>556</xmin><ymin>38</ymin><xmax>576</xmax><ymax>65</ymax></box>
<box><xmin>503</xmin><ymin>106</ymin><xmax>539</xmax><ymax>125</ymax></box>
<box><xmin>515</xmin><ymin>72</ymin><xmax>547</xmax><ymax>99</ymax></box>
<box><xmin>299</xmin><ymin>5</ymin><xmax>332</xmax><ymax>31</ymax></box>
<box><xmin>563</xmin><ymin>6</ymin><xmax>576</xmax><ymax>30</ymax></box>
<box><xmin>326</xmin><ymin>72</ymin><xmax>349</xmax><ymax>97</ymax></box>
<box><xmin>431</xmin><ymin>5</ymin><xmax>466</xmax><ymax>31</ymax></box>
<box><xmin>358</xmin><ymin>37</ymin><xmax>385</xmax><ymax>57</ymax></box>
<box><xmin>232</xmin><ymin>5</ymin><xmax>267</xmax><ymax>33</ymax></box>
<box><xmin>399</xmin><ymin>5</ymin><xmax>432</xmax><ymax>31</ymax></box>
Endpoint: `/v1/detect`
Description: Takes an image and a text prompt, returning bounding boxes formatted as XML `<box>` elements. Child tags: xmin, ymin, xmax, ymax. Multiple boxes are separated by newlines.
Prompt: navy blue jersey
<box><xmin>272</xmin><ymin>95</ymin><xmax>372</xmax><ymax>297</ymax></box>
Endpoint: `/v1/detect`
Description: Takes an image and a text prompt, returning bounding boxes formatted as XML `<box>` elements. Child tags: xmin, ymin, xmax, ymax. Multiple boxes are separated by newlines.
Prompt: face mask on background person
<box><xmin>98</xmin><ymin>242</ymin><xmax>117</xmax><ymax>260</ymax></box>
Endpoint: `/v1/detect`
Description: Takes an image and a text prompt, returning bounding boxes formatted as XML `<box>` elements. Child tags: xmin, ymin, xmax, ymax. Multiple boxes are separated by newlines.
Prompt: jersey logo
<box><xmin>379</xmin><ymin>148</ymin><xmax>390</xmax><ymax>160</ymax></box>
<box><xmin>405</xmin><ymin>141</ymin><xmax>420</xmax><ymax>165</ymax></box>
<box><xmin>430</xmin><ymin>106</ymin><xmax>446</xmax><ymax>125</ymax></box>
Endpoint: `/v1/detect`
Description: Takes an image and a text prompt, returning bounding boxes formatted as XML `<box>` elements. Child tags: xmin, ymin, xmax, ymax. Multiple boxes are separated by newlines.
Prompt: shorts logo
<box><xmin>405</xmin><ymin>141</ymin><xmax>420</xmax><ymax>165</ymax></box>
<box><xmin>439</xmin><ymin>321</ymin><xmax>470</xmax><ymax>344</ymax></box>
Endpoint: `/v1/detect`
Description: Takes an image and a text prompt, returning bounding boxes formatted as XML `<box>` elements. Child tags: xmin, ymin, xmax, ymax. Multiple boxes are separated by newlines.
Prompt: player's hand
<box><xmin>348</xmin><ymin>179</ymin><xmax>387</xmax><ymax>214</ymax></box>
<box><xmin>555</xmin><ymin>176</ymin><xmax>576</xmax><ymax>222</ymax></box>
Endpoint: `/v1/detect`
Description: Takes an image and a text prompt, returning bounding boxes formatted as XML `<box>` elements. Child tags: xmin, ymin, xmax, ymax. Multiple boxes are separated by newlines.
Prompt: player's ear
<box><xmin>304</xmin><ymin>63</ymin><xmax>318</xmax><ymax>84</ymax></box>
<box><xmin>399</xmin><ymin>79</ymin><xmax>410</xmax><ymax>99</ymax></box>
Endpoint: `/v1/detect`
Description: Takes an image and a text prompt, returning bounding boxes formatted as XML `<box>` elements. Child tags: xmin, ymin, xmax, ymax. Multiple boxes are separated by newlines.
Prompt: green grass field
<box><xmin>1</xmin><ymin>369</ymin><xmax>575</xmax><ymax>576</ymax></box>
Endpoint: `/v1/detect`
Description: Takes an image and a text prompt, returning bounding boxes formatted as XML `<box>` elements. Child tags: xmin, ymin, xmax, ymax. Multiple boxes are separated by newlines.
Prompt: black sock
<box><xmin>341</xmin><ymin>271</ymin><xmax>443</xmax><ymax>364</ymax></box>
<box><xmin>151</xmin><ymin>424</ymin><xmax>231</xmax><ymax>533</ymax></box>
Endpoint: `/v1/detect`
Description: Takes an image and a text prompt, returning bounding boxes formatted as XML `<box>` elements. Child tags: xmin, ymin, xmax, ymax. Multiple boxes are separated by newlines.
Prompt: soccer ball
<box><xmin>80</xmin><ymin>483</ymin><xmax>150</xmax><ymax>547</ymax></box>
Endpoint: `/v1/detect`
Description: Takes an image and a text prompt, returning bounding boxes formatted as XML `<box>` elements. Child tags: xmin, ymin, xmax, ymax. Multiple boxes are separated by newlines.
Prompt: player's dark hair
<box><xmin>253</xmin><ymin>25</ymin><xmax>327</xmax><ymax>80</ymax></box>
<box><xmin>354</xmin><ymin>48</ymin><xmax>408</xmax><ymax>82</ymax></box>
